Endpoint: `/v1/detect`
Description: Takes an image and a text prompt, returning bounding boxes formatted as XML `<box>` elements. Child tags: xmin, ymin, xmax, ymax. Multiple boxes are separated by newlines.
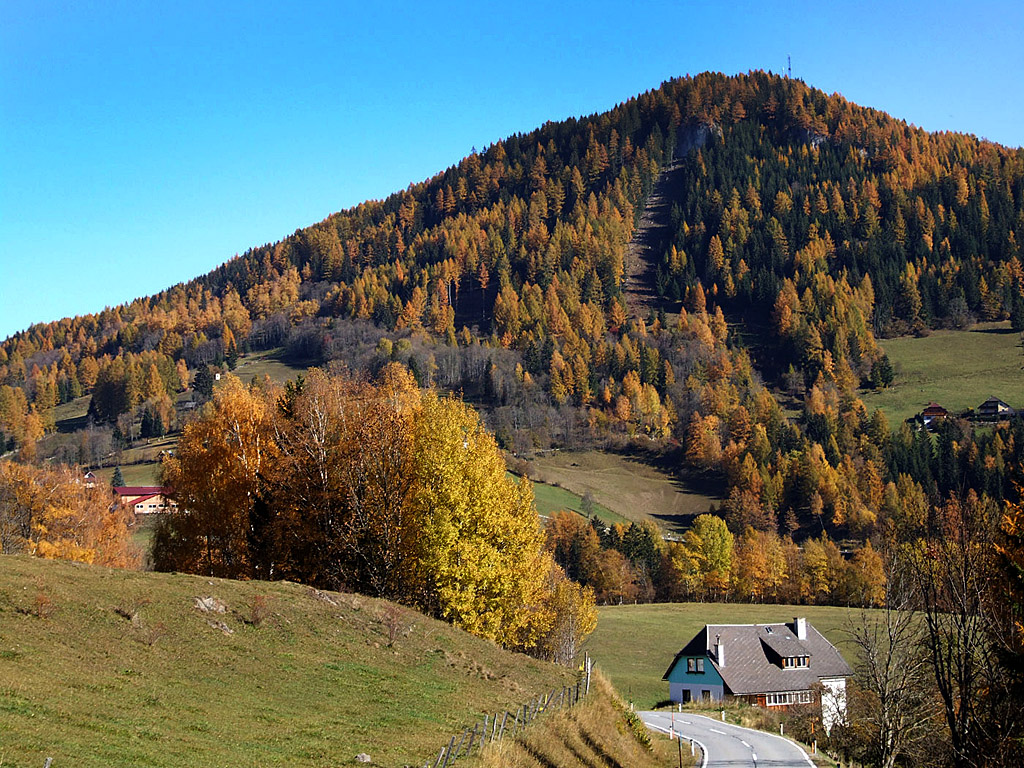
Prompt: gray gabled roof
<box><xmin>665</xmin><ymin>620</ymin><xmax>852</xmax><ymax>695</ymax></box>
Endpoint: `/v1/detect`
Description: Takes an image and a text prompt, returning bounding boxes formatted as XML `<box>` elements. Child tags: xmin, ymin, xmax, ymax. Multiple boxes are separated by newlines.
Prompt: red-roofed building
<box><xmin>921</xmin><ymin>402</ymin><xmax>949</xmax><ymax>428</ymax></box>
<box><xmin>114</xmin><ymin>486</ymin><xmax>178</xmax><ymax>514</ymax></box>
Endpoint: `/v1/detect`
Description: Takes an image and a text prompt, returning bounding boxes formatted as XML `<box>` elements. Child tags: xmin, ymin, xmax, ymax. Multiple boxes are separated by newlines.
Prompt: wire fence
<box><xmin>422</xmin><ymin>654</ymin><xmax>593</xmax><ymax>768</ymax></box>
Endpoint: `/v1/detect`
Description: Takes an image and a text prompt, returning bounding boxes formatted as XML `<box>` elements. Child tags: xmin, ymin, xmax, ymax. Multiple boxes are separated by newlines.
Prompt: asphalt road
<box><xmin>640</xmin><ymin>711</ymin><xmax>814</xmax><ymax>768</ymax></box>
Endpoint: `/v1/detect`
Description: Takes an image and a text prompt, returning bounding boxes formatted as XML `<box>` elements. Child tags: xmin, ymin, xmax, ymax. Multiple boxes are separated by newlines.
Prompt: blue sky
<box><xmin>2</xmin><ymin>0</ymin><xmax>1022</xmax><ymax>341</ymax></box>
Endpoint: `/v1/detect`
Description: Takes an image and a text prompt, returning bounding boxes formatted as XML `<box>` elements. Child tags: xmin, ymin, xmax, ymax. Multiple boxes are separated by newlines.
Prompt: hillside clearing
<box><xmin>0</xmin><ymin>556</ymin><xmax>572</xmax><ymax>768</ymax></box>
<box><xmin>863</xmin><ymin>321</ymin><xmax>1024</xmax><ymax>424</ymax></box>
<box><xmin>229</xmin><ymin>348</ymin><xmax>308</xmax><ymax>386</ymax></box>
<box><xmin>587</xmin><ymin>603</ymin><xmax>868</xmax><ymax>709</ymax></box>
<box><xmin>511</xmin><ymin>474</ymin><xmax>629</xmax><ymax>527</ymax></box>
<box><xmin>521</xmin><ymin>451</ymin><xmax>720</xmax><ymax>535</ymax></box>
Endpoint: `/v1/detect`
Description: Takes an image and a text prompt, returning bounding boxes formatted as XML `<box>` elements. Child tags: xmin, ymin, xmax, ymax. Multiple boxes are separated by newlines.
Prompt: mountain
<box><xmin>4</xmin><ymin>70</ymin><xmax>1024</xmax><ymax>548</ymax></box>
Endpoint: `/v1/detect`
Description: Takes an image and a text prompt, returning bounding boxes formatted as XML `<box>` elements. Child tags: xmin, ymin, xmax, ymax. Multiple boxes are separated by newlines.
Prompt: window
<box><xmin>782</xmin><ymin>656</ymin><xmax>809</xmax><ymax>669</ymax></box>
<box><xmin>766</xmin><ymin>691</ymin><xmax>815</xmax><ymax>706</ymax></box>
<box><xmin>701</xmin><ymin>690</ymin><xmax>711</xmax><ymax>701</ymax></box>
<box><xmin>686</xmin><ymin>658</ymin><xmax>705</xmax><ymax>674</ymax></box>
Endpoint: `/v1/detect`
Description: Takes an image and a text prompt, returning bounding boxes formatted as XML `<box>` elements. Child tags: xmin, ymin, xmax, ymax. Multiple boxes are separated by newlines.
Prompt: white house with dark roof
<box><xmin>663</xmin><ymin>618</ymin><xmax>852</xmax><ymax>731</ymax></box>
<box><xmin>975</xmin><ymin>396</ymin><xmax>1014</xmax><ymax>421</ymax></box>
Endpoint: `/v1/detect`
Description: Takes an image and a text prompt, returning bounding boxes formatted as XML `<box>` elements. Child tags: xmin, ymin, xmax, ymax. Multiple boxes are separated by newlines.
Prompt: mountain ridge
<box><xmin>4</xmin><ymin>70</ymin><xmax>1024</xmax><ymax>552</ymax></box>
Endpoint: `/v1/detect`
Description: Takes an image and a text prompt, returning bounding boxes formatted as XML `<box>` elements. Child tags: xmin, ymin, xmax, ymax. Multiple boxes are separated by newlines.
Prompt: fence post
<box><xmin>482</xmin><ymin>715</ymin><xmax>489</xmax><ymax>744</ymax></box>
<box><xmin>467</xmin><ymin>724</ymin><xmax>477</xmax><ymax>755</ymax></box>
<box><xmin>585</xmin><ymin>652</ymin><xmax>592</xmax><ymax>695</ymax></box>
<box><xmin>441</xmin><ymin>736</ymin><xmax>455</xmax><ymax>768</ymax></box>
<box><xmin>433</xmin><ymin>746</ymin><xmax>446</xmax><ymax>768</ymax></box>
<box><xmin>455</xmin><ymin>729</ymin><xmax>468</xmax><ymax>758</ymax></box>
<box><xmin>498</xmin><ymin>710</ymin><xmax>509</xmax><ymax>741</ymax></box>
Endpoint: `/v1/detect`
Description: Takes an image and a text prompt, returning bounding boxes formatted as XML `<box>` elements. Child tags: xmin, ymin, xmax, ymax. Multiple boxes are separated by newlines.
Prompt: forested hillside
<box><xmin>4</xmin><ymin>70</ymin><xmax>1024</xmax><ymax>563</ymax></box>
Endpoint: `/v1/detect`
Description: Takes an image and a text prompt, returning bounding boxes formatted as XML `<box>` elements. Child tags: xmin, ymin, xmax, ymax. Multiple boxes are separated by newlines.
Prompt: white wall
<box><xmin>820</xmin><ymin>677</ymin><xmax>847</xmax><ymax>733</ymax></box>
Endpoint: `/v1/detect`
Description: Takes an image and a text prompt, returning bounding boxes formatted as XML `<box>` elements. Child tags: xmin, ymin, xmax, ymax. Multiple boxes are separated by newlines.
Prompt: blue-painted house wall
<box><xmin>666</xmin><ymin>656</ymin><xmax>726</xmax><ymax>703</ymax></box>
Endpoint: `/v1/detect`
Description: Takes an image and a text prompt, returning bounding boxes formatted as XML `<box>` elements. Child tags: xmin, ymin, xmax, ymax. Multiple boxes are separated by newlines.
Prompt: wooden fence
<box><xmin>422</xmin><ymin>654</ymin><xmax>593</xmax><ymax>768</ymax></box>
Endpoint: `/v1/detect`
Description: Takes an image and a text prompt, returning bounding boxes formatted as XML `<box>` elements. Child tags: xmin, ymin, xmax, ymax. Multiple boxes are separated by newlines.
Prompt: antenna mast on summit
<box><xmin>787</xmin><ymin>55</ymin><xmax>792</xmax><ymax>79</ymax></box>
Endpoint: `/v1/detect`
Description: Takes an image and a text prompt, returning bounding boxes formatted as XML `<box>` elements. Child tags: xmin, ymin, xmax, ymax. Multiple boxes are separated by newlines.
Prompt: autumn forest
<box><xmin>2</xmin><ymin>71</ymin><xmax>1024</xmax><ymax>762</ymax></box>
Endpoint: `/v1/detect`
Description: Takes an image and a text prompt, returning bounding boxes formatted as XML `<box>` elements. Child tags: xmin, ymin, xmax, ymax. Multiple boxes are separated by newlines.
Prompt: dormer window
<box><xmin>687</xmin><ymin>658</ymin><xmax>705</xmax><ymax>674</ymax></box>
<box><xmin>782</xmin><ymin>656</ymin><xmax>809</xmax><ymax>669</ymax></box>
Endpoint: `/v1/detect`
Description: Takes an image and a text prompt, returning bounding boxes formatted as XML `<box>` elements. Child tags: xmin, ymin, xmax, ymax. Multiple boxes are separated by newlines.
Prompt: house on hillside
<box><xmin>114</xmin><ymin>486</ymin><xmax>178</xmax><ymax>515</ymax></box>
<box><xmin>663</xmin><ymin>618</ymin><xmax>852</xmax><ymax>732</ymax></box>
<box><xmin>975</xmin><ymin>397</ymin><xmax>1014</xmax><ymax>421</ymax></box>
<box><xmin>920</xmin><ymin>402</ymin><xmax>949</xmax><ymax>428</ymax></box>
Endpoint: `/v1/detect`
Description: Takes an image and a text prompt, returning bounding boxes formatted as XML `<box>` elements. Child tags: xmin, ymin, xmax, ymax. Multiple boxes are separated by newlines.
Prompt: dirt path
<box><xmin>623</xmin><ymin>156</ymin><xmax>687</xmax><ymax>320</ymax></box>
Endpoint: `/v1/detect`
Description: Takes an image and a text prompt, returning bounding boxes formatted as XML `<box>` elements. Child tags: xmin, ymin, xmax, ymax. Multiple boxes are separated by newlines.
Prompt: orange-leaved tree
<box><xmin>0</xmin><ymin>460</ymin><xmax>138</xmax><ymax>567</ymax></box>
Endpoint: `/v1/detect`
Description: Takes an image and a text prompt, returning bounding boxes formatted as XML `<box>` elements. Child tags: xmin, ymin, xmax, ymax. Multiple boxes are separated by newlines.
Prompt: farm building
<box><xmin>114</xmin><ymin>486</ymin><xmax>178</xmax><ymax>514</ymax></box>
<box><xmin>975</xmin><ymin>397</ymin><xmax>1014</xmax><ymax>421</ymax></box>
<box><xmin>920</xmin><ymin>402</ymin><xmax>949</xmax><ymax>428</ymax></box>
<box><xmin>663</xmin><ymin>618</ymin><xmax>852</xmax><ymax>732</ymax></box>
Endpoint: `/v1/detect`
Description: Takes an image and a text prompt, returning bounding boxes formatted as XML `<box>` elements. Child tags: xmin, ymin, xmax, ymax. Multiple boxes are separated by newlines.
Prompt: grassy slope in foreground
<box><xmin>0</xmin><ymin>556</ymin><xmax>572</xmax><ymax>768</ymax></box>
<box><xmin>472</xmin><ymin>670</ymin><xmax>688</xmax><ymax>768</ymax></box>
<box><xmin>587</xmin><ymin>603</ymin><xmax>867</xmax><ymax>709</ymax></box>
<box><xmin>861</xmin><ymin>321</ymin><xmax>1024</xmax><ymax>424</ymax></box>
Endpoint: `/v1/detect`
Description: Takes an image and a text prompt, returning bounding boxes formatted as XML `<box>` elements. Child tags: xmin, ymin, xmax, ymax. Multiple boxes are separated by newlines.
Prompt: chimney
<box><xmin>794</xmin><ymin>617</ymin><xmax>807</xmax><ymax>640</ymax></box>
<box><xmin>715</xmin><ymin>633</ymin><xmax>725</xmax><ymax>667</ymax></box>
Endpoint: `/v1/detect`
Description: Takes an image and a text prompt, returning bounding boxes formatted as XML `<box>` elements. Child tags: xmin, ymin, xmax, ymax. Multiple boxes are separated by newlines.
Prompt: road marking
<box><xmin>752</xmin><ymin>752</ymin><xmax>757</xmax><ymax>763</ymax></box>
<box><xmin>740</xmin><ymin>739</ymin><xmax>750</xmax><ymax>748</ymax></box>
<box><xmin>709</xmin><ymin>727</ymin><xmax>726</xmax><ymax>735</ymax></box>
<box><xmin>689</xmin><ymin>713</ymin><xmax>815</xmax><ymax>766</ymax></box>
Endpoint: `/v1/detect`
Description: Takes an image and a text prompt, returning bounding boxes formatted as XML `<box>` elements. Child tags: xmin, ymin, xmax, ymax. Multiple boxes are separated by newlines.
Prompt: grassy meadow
<box><xmin>515</xmin><ymin>475</ymin><xmax>629</xmax><ymax>527</ymax></box>
<box><xmin>586</xmin><ymin>603</ymin><xmax>867</xmax><ymax>709</ymax></box>
<box><xmin>0</xmin><ymin>556</ymin><xmax>572</xmax><ymax>768</ymax></box>
<box><xmin>520</xmin><ymin>451</ymin><xmax>720</xmax><ymax>535</ymax></box>
<box><xmin>862</xmin><ymin>321</ymin><xmax>1024</xmax><ymax>424</ymax></box>
<box><xmin>229</xmin><ymin>348</ymin><xmax>308</xmax><ymax>387</ymax></box>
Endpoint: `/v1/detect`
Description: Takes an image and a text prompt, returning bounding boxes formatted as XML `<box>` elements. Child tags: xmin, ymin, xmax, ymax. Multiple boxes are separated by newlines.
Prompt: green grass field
<box><xmin>511</xmin><ymin>474</ymin><xmax>629</xmax><ymax>527</ymax></box>
<box><xmin>520</xmin><ymin>451</ymin><xmax>720</xmax><ymax>535</ymax></box>
<box><xmin>586</xmin><ymin>603</ymin><xmax>868</xmax><ymax>709</ymax></box>
<box><xmin>0</xmin><ymin>555</ymin><xmax>572</xmax><ymax>768</ymax></box>
<box><xmin>862</xmin><ymin>321</ymin><xmax>1024</xmax><ymax>424</ymax></box>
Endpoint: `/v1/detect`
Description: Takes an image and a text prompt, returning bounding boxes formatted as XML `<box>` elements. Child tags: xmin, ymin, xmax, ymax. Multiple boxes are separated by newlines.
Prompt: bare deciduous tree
<box><xmin>848</xmin><ymin>558</ymin><xmax>936</xmax><ymax>768</ymax></box>
<box><xmin>911</xmin><ymin>493</ymin><xmax>1023</xmax><ymax>767</ymax></box>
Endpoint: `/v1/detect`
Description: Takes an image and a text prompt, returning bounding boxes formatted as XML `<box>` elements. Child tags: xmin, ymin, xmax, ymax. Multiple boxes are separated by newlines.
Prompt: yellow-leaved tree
<box><xmin>408</xmin><ymin>391</ymin><xmax>553</xmax><ymax>648</ymax></box>
<box><xmin>0</xmin><ymin>460</ymin><xmax>138</xmax><ymax>567</ymax></box>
